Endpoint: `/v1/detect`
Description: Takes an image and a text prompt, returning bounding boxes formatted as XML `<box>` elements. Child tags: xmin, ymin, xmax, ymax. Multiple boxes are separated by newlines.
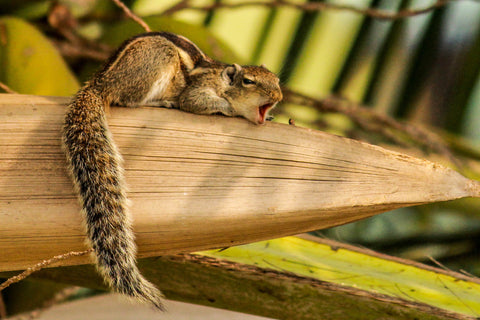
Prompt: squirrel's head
<box><xmin>222</xmin><ymin>64</ymin><xmax>282</xmax><ymax>124</ymax></box>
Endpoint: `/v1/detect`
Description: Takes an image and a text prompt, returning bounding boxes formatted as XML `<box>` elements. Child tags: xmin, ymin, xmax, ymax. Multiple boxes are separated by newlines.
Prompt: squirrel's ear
<box><xmin>222</xmin><ymin>64</ymin><xmax>242</xmax><ymax>85</ymax></box>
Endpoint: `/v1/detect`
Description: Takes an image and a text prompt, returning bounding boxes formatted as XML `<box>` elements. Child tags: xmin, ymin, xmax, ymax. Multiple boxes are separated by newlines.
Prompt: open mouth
<box><xmin>258</xmin><ymin>103</ymin><xmax>273</xmax><ymax>124</ymax></box>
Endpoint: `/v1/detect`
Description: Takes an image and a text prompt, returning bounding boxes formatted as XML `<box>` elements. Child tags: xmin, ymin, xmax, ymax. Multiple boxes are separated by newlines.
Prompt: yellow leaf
<box><xmin>0</xmin><ymin>16</ymin><xmax>79</xmax><ymax>96</ymax></box>
<box><xmin>202</xmin><ymin>236</ymin><xmax>480</xmax><ymax>317</ymax></box>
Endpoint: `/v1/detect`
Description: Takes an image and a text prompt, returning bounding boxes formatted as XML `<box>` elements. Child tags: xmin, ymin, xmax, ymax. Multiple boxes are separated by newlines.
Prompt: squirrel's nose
<box><xmin>273</xmin><ymin>86</ymin><xmax>283</xmax><ymax>102</ymax></box>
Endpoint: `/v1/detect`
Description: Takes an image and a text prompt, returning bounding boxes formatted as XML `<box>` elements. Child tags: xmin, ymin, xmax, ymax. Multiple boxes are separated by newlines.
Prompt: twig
<box><xmin>427</xmin><ymin>255</ymin><xmax>450</xmax><ymax>271</ymax></box>
<box><xmin>0</xmin><ymin>250</ymin><xmax>93</xmax><ymax>292</ymax></box>
<box><xmin>0</xmin><ymin>82</ymin><xmax>16</xmax><ymax>94</ymax></box>
<box><xmin>51</xmin><ymin>39</ymin><xmax>111</xmax><ymax>61</ymax></box>
<box><xmin>47</xmin><ymin>2</ymin><xmax>113</xmax><ymax>63</ymax></box>
<box><xmin>282</xmin><ymin>88</ymin><xmax>462</xmax><ymax>168</ymax></box>
<box><xmin>47</xmin><ymin>2</ymin><xmax>79</xmax><ymax>45</ymax></box>
<box><xmin>161</xmin><ymin>0</ymin><xmax>454</xmax><ymax>20</ymax></box>
<box><xmin>110</xmin><ymin>0</ymin><xmax>151</xmax><ymax>32</ymax></box>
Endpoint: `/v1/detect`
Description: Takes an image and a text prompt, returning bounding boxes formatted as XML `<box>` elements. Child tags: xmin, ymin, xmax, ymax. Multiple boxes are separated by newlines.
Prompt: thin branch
<box><xmin>51</xmin><ymin>38</ymin><xmax>111</xmax><ymax>61</ymax></box>
<box><xmin>0</xmin><ymin>250</ymin><xmax>93</xmax><ymax>292</ymax></box>
<box><xmin>46</xmin><ymin>2</ymin><xmax>113</xmax><ymax>63</ymax></box>
<box><xmin>161</xmin><ymin>0</ymin><xmax>455</xmax><ymax>20</ymax></box>
<box><xmin>427</xmin><ymin>255</ymin><xmax>450</xmax><ymax>271</ymax></box>
<box><xmin>110</xmin><ymin>0</ymin><xmax>151</xmax><ymax>32</ymax></box>
<box><xmin>281</xmin><ymin>88</ymin><xmax>462</xmax><ymax>169</ymax></box>
<box><xmin>0</xmin><ymin>82</ymin><xmax>16</xmax><ymax>94</ymax></box>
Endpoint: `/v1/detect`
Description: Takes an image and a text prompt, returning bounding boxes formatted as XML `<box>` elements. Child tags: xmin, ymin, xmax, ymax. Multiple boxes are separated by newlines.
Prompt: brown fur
<box><xmin>62</xmin><ymin>32</ymin><xmax>282</xmax><ymax>310</ymax></box>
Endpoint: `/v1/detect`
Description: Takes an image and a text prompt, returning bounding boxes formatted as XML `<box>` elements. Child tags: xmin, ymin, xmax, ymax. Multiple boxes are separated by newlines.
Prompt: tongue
<box><xmin>259</xmin><ymin>104</ymin><xmax>271</xmax><ymax>122</ymax></box>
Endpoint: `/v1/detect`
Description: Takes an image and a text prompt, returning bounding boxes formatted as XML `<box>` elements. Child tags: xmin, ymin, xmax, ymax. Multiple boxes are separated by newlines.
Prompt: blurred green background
<box><xmin>1</xmin><ymin>0</ymin><xmax>480</xmax><ymax>277</ymax></box>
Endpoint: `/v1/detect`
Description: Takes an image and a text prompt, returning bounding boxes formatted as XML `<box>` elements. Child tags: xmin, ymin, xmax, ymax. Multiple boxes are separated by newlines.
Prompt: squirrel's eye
<box><xmin>243</xmin><ymin>78</ymin><xmax>255</xmax><ymax>85</ymax></box>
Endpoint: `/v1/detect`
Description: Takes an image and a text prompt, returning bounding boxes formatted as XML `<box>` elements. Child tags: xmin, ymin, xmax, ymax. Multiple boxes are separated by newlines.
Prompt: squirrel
<box><xmin>62</xmin><ymin>31</ymin><xmax>282</xmax><ymax>310</ymax></box>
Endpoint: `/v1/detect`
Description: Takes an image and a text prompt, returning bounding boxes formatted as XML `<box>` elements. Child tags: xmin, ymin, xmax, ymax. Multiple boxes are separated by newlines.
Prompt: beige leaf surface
<box><xmin>0</xmin><ymin>93</ymin><xmax>479</xmax><ymax>271</ymax></box>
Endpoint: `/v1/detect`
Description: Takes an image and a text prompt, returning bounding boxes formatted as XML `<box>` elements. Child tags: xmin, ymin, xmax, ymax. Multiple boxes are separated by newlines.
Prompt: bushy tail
<box><xmin>62</xmin><ymin>85</ymin><xmax>164</xmax><ymax>310</ymax></box>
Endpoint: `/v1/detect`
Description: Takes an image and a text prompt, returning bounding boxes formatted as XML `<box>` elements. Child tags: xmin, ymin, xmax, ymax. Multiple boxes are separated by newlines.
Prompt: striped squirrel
<box><xmin>62</xmin><ymin>32</ymin><xmax>282</xmax><ymax>310</ymax></box>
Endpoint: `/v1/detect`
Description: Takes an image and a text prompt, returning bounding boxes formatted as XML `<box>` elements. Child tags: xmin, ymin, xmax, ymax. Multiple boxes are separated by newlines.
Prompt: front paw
<box><xmin>157</xmin><ymin>100</ymin><xmax>177</xmax><ymax>109</ymax></box>
<box><xmin>144</xmin><ymin>100</ymin><xmax>177</xmax><ymax>109</ymax></box>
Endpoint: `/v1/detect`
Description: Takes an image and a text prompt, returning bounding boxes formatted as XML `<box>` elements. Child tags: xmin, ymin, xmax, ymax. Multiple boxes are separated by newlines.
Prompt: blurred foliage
<box><xmin>1</xmin><ymin>0</ymin><xmax>480</xmax><ymax>281</ymax></box>
<box><xmin>101</xmin><ymin>16</ymin><xmax>241</xmax><ymax>62</ymax></box>
<box><xmin>0</xmin><ymin>16</ymin><xmax>79</xmax><ymax>95</ymax></box>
